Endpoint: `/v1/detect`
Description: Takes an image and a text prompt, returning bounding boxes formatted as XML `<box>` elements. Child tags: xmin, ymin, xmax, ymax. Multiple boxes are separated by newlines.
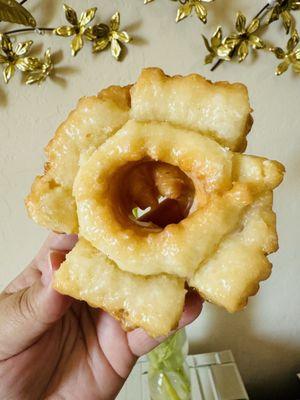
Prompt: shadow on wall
<box><xmin>29</xmin><ymin>0</ymin><xmax>57</xmax><ymax>26</ymax></box>
<box><xmin>189</xmin><ymin>303</ymin><xmax>300</xmax><ymax>399</ymax></box>
<box><xmin>207</xmin><ymin>0</ymin><xmax>258</xmax><ymax>30</ymax></box>
<box><xmin>0</xmin><ymin>86</ymin><xmax>7</xmax><ymax>107</ymax></box>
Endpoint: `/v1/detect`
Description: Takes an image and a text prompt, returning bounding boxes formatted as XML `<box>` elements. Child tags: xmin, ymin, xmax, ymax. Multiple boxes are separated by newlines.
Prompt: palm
<box><xmin>0</xmin><ymin>234</ymin><xmax>202</xmax><ymax>400</ymax></box>
<box><xmin>1</xmin><ymin>301</ymin><xmax>134</xmax><ymax>400</ymax></box>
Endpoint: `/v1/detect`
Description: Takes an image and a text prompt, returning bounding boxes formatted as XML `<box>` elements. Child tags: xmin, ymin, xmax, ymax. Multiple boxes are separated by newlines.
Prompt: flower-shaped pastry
<box><xmin>26</xmin><ymin>68</ymin><xmax>284</xmax><ymax>337</ymax></box>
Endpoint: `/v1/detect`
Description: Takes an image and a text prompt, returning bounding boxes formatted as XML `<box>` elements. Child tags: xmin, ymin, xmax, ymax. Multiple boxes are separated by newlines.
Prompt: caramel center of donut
<box><xmin>111</xmin><ymin>161</ymin><xmax>195</xmax><ymax>231</ymax></box>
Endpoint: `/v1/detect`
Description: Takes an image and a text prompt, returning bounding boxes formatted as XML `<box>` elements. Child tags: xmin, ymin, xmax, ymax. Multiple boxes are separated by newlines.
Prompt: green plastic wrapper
<box><xmin>147</xmin><ymin>329</ymin><xmax>191</xmax><ymax>400</ymax></box>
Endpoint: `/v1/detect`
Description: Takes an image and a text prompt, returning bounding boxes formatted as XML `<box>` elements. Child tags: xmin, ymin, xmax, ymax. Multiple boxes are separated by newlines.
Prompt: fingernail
<box><xmin>49</xmin><ymin>250</ymin><xmax>66</xmax><ymax>271</ymax></box>
<box><xmin>41</xmin><ymin>250</ymin><xmax>66</xmax><ymax>287</ymax></box>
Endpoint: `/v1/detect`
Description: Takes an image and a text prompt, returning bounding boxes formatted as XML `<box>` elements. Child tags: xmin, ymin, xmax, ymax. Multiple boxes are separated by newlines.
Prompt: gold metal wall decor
<box><xmin>0</xmin><ymin>0</ymin><xmax>300</xmax><ymax>88</ymax></box>
<box><xmin>0</xmin><ymin>2</ymin><xmax>131</xmax><ymax>85</ymax></box>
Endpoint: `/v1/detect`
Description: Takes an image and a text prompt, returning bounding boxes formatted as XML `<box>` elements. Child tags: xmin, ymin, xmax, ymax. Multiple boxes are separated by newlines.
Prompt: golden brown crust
<box><xmin>189</xmin><ymin>191</ymin><xmax>277</xmax><ymax>312</ymax></box>
<box><xmin>74</xmin><ymin>120</ymin><xmax>256</xmax><ymax>277</ymax></box>
<box><xmin>130</xmin><ymin>68</ymin><xmax>253</xmax><ymax>151</ymax></box>
<box><xmin>45</xmin><ymin>85</ymin><xmax>131</xmax><ymax>188</ymax></box>
<box><xmin>26</xmin><ymin>68</ymin><xmax>284</xmax><ymax>336</ymax></box>
<box><xmin>53</xmin><ymin>238</ymin><xmax>186</xmax><ymax>337</ymax></box>
<box><xmin>97</xmin><ymin>84</ymin><xmax>132</xmax><ymax>109</ymax></box>
<box><xmin>26</xmin><ymin>85</ymin><xmax>131</xmax><ymax>233</ymax></box>
<box><xmin>26</xmin><ymin>175</ymin><xmax>78</xmax><ymax>234</ymax></box>
<box><xmin>232</xmin><ymin>153</ymin><xmax>285</xmax><ymax>192</ymax></box>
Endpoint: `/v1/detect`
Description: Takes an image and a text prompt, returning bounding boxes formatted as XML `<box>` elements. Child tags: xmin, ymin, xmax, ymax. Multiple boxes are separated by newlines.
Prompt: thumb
<box><xmin>0</xmin><ymin>251</ymin><xmax>71</xmax><ymax>360</ymax></box>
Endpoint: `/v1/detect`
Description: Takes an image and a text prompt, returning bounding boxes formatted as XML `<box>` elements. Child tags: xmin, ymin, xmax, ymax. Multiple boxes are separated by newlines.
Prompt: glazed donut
<box><xmin>26</xmin><ymin>68</ymin><xmax>284</xmax><ymax>337</ymax></box>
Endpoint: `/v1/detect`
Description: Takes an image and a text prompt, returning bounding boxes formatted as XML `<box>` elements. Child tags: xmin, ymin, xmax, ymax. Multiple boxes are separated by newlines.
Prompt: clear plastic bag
<box><xmin>147</xmin><ymin>329</ymin><xmax>191</xmax><ymax>400</ymax></box>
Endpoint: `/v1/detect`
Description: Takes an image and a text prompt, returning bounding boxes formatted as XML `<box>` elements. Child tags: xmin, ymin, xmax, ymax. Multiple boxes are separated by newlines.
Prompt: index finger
<box><xmin>31</xmin><ymin>232</ymin><xmax>78</xmax><ymax>273</ymax></box>
<box><xmin>2</xmin><ymin>233</ymin><xmax>78</xmax><ymax>297</ymax></box>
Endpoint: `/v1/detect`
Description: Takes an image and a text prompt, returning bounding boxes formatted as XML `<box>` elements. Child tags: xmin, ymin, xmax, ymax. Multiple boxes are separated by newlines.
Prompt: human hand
<box><xmin>0</xmin><ymin>233</ymin><xmax>202</xmax><ymax>400</ymax></box>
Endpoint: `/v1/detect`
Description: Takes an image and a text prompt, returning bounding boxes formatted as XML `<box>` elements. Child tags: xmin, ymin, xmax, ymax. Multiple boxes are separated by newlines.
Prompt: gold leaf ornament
<box><xmin>267</xmin><ymin>0</ymin><xmax>300</xmax><ymax>34</ymax></box>
<box><xmin>218</xmin><ymin>12</ymin><xmax>265</xmax><ymax>63</ymax></box>
<box><xmin>0</xmin><ymin>33</ymin><xmax>34</xmax><ymax>83</ymax></box>
<box><xmin>0</xmin><ymin>0</ymin><xmax>36</xmax><ymax>27</ymax></box>
<box><xmin>269</xmin><ymin>29</ymin><xmax>300</xmax><ymax>75</ymax></box>
<box><xmin>176</xmin><ymin>0</ymin><xmax>214</xmax><ymax>24</ymax></box>
<box><xmin>25</xmin><ymin>48</ymin><xmax>54</xmax><ymax>85</ymax></box>
<box><xmin>86</xmin><ymin>12</ymin><xmax>131</xmax><ymax>60</ymax></box>
<box><xmin>202</xmin><ymin>26</ymin><xmax>223</xmax><ymax>64</ymax></box>
<box><xmin>54</xmin><ymin>4</ymin><xmax>97</xmax><ymax>56</ymax></box>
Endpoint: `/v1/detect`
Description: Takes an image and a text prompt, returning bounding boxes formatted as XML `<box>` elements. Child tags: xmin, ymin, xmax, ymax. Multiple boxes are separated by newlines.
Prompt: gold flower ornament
<box><xmin>26</xmin><ymin>48</ymin><xmax>54</xmax><ymax>85</ymax></box>
<box><xmin>54</xmin><ymin>4</ymin><xmax>97</xmax><ymax>56</ymax></box>
<box><xmin>0</xmin><ymin>33</ymin><xmax>33</xmax><ymax>83</ymax></box>
<box><xmin>85</xmin><ymin>12</ymin><xmax>130</xmax><ymax>60</ymax></box>
<box><xmin>269</xmin><ymin>29</ymin><xmax>300</xmax><ymax>74</ymax></box>
<box><xmin>176</xmin><ymin>0</ymin><xmax>214</xmax><ymax>24</ymax></box>
<box><xmin>143</xmin><ymin>0</ymin><xmax>214</xmax><ymax>23</ymax></box>
<box><xmin>218</xmin><ymin>12</ymin><xmax>265</xmax><ymax>62</ymax></box>
<box><xmin>267</xmin><ymin>0</ymin><xmax>300</xmax><ymax>34</ymax></box>
<box><xmin>202</xmin><ymin>26</ymin><xmax>223</xmax><ymax>64</ymax></box>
